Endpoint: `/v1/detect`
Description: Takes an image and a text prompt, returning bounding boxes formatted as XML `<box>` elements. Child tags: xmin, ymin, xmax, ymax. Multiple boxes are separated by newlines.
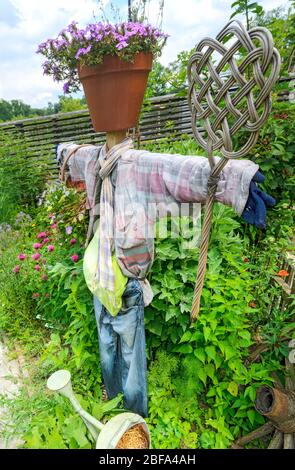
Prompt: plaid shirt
<box><xmin>57</xmin><ymin>142</ymin><xmax>258</xmax><ymax>281</ymax></box>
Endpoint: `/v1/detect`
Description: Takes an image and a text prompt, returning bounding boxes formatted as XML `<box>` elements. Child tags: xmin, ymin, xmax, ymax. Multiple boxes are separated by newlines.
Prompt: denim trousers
<box><xmin>93</xmin><ymin>278</ymin><xmax>148</xmax><ymax>417</ymax></box>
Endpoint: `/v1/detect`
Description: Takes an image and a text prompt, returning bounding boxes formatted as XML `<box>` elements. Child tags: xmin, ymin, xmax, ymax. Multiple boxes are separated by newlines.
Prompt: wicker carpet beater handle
<box><xmin>187</xmin><ymin>20</ymin><xmax>281</xmax><ymax>323</ymax></box>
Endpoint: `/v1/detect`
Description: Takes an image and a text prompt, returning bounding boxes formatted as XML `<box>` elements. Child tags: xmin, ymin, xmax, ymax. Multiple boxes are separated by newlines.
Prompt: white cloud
<box><xmin>0</xmin><ymin>0</ymin><xmax>289</xmax><ymax>107</ymax></box>
<box><xmin>159</xmin><ymin>0</ymin><xmax>288</xmax><ymax>65</ymax></box>
<box><xmin>0</xmin><ymin>0</ymin><xmax>107</xmax><ymax>106</ymax></box>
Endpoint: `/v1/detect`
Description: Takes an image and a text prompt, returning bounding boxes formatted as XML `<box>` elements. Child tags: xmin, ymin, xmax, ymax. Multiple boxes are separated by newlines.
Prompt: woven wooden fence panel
<box><xmin>0</xmin><ymin>76</ymin><xmax>293</xmax><ymax>180</ymax></box>
<box><xmin>0</xmin><ymin>94</ymin><xmax>195</xmax><ymax>180</ymax></box>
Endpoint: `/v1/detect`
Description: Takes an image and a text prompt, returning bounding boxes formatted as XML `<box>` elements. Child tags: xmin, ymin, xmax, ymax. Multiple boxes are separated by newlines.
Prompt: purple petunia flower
<box><xmin>63</xmin><ymin>82</ymin><xmax>70</xmax><ymax>94</ymax></box>
<box><xmin>65</xmin><ymin>226</ymin><xmax>73</xmax><ymax>235</ymax></box>
<box><xmin>75</xmin><ymin>44</ymin><xmax>92</xmax><ymax>60</ymax></box>
<box><xmin>37</xmin><ymin>20</ymin><xmax>168</xmax><ymax>93</ymax></box>
<box><xmin>116</xmin><ymin>41</ymin><xmax>129</xmax><ymax>50</ymax></box>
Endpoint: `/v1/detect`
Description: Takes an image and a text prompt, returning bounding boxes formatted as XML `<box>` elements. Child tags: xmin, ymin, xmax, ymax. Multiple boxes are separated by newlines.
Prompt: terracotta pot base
<box><xmin>78</xmin><ymin>52</ymin><xmax>153</xmax><ymax>132</ymax></box>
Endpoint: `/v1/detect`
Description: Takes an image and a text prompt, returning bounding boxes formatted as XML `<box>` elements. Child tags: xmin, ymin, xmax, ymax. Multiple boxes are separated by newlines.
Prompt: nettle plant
<box><xmin>37</xmin><ymin>21</ymin><xmax>168</xmax><ymax>94</ymax></box>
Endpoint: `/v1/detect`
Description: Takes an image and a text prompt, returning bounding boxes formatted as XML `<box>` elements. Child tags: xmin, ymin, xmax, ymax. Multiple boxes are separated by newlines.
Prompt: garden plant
<box><xmin>0</xmin><ymin>0</ymin><xmax>294</xmax><ymax>451</ymax></box>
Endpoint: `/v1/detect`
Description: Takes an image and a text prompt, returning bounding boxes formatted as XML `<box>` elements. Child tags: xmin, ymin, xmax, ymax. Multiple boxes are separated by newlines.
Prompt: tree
<box><xmin>252</xmin><ymin>1</ymin><xmax>295</xmax><ymax>74</ymax></box>
<box><xmin>230</xmin><ymin>0</ymin><xmax>264</xmax><ymax>30</ymax></box>
<box><xmin>57</xmin><ymin>96</ymin><xmax>87</xmax><ymax>113</ymax></box>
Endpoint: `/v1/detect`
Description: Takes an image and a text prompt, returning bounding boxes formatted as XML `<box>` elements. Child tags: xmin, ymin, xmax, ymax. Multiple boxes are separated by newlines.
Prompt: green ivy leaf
<box><xmin>247</xmin><ymin>409</ymin><xmax>256</xmax><ymax>425</ymax></box>
<box><xmin>194</xmin><ymin>348</ymin><xmax>206</xmax><ymax>363</ymax></box>
<box><xmin>227</xmin><ymin>381</ymin><xmax>238</xmax><ymax>397</ymax></box>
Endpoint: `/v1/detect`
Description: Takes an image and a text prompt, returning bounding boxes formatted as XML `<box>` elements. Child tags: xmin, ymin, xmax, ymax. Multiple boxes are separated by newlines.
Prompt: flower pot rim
<box><xmin>77</xmin><ymin>51</ymin><xmax>153</xmax><ymax>72</ymax></box>
<box><xmin>77</xmin><ymin>52</ymin><xmax>153</xmax><ymax>79</ymax></box>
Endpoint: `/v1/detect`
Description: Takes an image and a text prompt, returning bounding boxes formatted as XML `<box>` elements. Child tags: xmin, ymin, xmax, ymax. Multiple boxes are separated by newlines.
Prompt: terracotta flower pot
<box><xmin>78</xmin><ymin>52</ymin><xmax>153</xmax><ymax>132</ymax></box>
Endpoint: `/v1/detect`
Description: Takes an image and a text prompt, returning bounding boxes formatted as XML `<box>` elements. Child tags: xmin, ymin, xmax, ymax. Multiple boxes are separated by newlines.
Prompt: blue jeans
<box><xmin>93</xmin><ymin>279</ymin><xmax>148</xmax><ymax>417</ymax></box>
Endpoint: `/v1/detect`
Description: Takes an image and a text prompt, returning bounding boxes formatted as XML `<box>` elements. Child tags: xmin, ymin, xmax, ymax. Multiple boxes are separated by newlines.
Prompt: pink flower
<box><xmin>42</xmin><ymin>274</ymin><xmax>48</xmax><ymax>281</ymax></box>
<box><xmin>32</xmin><ymin>293</ymin><xmax>40</xmax><ymax>299</ymax></box>
<box><xmin>43</xmin><ymin>237</ymin><xmax>49</xmax><ymax>244</ymax></box>
<box><xmin>18</xmin><ymin>253</ymin><xmax>26</xmax><ymax>261</ymax></box>
<box><xmin>70</xmin><ymin>238</ymin><xmax>76</xmax><ymax>245</ymax></box>
<box><xmin>71</xmin><ymin>254</ymin><xmax>79</xmax><ymax>263</ymax></box>
<box><xmin>51</xmin><ymin>223</ymin><xmax>58</xmax><ymax>229</ymax></box>
<box><xmin>45</xmin><ymin>293</ymin><xmax>50</xmax><ymax>298</ymax></box>
<box><xmin>48</xmin><ymin>214</ymin><xmax>55</xmax><ymax>220</ymax></box>
<box><xmin>35</xmin><ymin>265</ymin><xmax>41</xmax><ymax>271</ymax></box>
<box><xmin>33</xmin><ymin>243</ymin><xmax>43</xmax><ymax>249</ymax></box>
<box><xmin>32</xmin><ymin>253</ymin><xmax>41</xmax><ymax>261</ymax></box>
<box><xmin>47</xmin><ymin>245</ymin><xmax>55</xmax><ymax>252</ymax></box>
<box><xmin>13</xmin><ymin>265</ymin><xmax>20</xmax><ymax>274</ymax></box>
<box><xmin>37</xmin><ymin>232</ymin><xmax>47</xmax><ymax>239</ymax></box>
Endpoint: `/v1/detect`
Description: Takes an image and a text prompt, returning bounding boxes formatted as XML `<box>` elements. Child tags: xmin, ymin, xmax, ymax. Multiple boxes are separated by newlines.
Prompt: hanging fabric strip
<box><xmin>98</xmin><ymin>138</ymin><xmax>133</xmax><ymax>291</ymax></box>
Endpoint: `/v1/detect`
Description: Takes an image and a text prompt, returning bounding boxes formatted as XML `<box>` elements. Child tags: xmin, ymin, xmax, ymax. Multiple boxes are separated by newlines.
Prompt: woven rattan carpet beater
<box><xmin>187</xmin><ymin>20</ymin><xmax>281</xmax><ymax>323</ymax></box>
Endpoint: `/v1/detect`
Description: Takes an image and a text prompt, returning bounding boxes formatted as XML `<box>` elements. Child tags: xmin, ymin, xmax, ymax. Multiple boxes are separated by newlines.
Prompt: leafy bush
<box><xmin>0</xmin><ymin>106</ymin><xmax>294</xmax><ymax>448</ymax></box>
<box><xmin>0</xmin><ymin>131</ymin><xmax>48</xmax><ymax>224</ymax></box>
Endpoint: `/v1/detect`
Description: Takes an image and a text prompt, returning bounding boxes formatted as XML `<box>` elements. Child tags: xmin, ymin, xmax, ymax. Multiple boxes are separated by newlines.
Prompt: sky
<box><xmin>0</xmin><ymin>0</ymin><xmax>289</xmax><ymax>108</ymax></box>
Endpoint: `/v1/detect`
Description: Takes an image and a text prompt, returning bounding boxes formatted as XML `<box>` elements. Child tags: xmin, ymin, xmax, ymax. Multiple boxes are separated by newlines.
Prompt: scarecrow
<box><xmin>56</xmin><ymin>20</ymin><xmax>280</xmax><ymax>418</ymax></box>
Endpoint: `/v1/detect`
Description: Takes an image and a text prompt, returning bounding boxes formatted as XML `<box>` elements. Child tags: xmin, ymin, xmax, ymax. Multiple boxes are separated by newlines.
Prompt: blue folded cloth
<box><xmin>242</xmin><ymin>171</ymin><xmax>276</xmax><ymax>229</ymax></box>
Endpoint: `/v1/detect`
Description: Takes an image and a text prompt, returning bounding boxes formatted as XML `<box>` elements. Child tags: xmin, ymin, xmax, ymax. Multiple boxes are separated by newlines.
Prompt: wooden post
<box><xmin>106</xmin><ymin>130</ymin><xmax>127</xmax><ymax>151</ymax></box>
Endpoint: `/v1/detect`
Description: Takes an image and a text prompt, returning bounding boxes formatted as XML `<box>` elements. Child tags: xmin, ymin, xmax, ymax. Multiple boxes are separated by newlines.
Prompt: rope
<box><xmin>187</xmin><ymin>20</ymin><xmax>281</xmax><ymax>323</ymax></box>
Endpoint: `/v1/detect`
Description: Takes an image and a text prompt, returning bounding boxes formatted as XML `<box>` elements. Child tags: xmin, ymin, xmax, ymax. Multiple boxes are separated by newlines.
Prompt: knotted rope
<box><xmin>187</xmin><ymin>20</ymin><xmax>281</xmax><ymax>323</ymax></box>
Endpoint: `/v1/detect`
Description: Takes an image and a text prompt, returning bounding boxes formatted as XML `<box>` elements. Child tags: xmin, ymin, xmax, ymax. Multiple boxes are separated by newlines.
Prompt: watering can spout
<box><xmin>46</xmin><ymin>369</ymin><xmax>151</xmax><ymax>449</ymax></box>
<box><xmin>47</xmin><ymin>369</ymin><xmax>103</xmax><ymax>441</ymax></box>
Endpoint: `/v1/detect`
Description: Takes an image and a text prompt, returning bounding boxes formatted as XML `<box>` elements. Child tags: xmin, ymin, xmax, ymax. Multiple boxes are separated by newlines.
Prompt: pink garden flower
<box><xmin>33</xmin><ymin>243</ymin><xmax>43</xmax><ymax>249</ymax></box>
<box><xmin>47</xmin><ymin>245</ymin><xmax>55</xmax><ymax>252</ymax></box>
<box><xmin>32</xmin><ymin>293</ymin><xmax>40</xmax><ymax>299</ymax></box>
<box><xmin>50</xmin><ymin>223</ymin><xmax>58</xmax><ymax>229</ymax></box>
<box><xmin>32</xmin><ymin>253</ymin><xmax>41</xmax><ymax>261</ymax></box>
<box><xmin>35</xmin><ymin>265</ymin><xmax>41</xmax><ymax>271</ymax></box>
<box><xmin>42</xmin><ymin>274</ymin><xmax>48</xmax><ymax>281</ymax></box>
<box><xmin>71</xmin><ymin>254</ymin><xmax>79</xmax><ymax>263</ymax></box>
<box><xmin>43</xmin><ymin>237</ymin><xmax>50</xmax><ymax>244</ymax></box>
<box><xmin>48</xmin><ymin>214</ymin><xmax>55</xmax><ymax>220</ymax></box>
<box><xmin>37</xmin><ymin>232</ymin><xmax>47</xmax><ymax>239</ymax></box>
<box><xmin>18</xmin><ymin>253</ymin><xmax>26</xmax><ymax>261</ymax></box>
<box><xmin>13</xmin><ymin>265</ymin><xmax>20</xmax><ymax>273</ymax></box>
<box><xmin>70</xmin><ymin>238</ymin><xmax>76</xmax><ymax>245</ymax></box>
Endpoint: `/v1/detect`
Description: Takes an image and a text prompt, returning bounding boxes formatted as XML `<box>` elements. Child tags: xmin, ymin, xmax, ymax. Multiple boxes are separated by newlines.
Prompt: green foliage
<box><xmin>145</xmin><ymin>50</ymin><xmax>194</xmax><ymax>101</ymax></box>
<box><xmin>0</xmin><ymin>379</ymin><xmax>123</xmax><ymax>449</ymax></box>
<box><xmin>230</xmin><ymin>1</ymin><xmax>264</xmax><ymax>30</ymax></box>
<box><xmin>0</xmin><ymin>131</ymin><xmax>49</xmax><ymax>224</ymax></box>
<box><xmin>248</xmin><ymin>101</ymin><xmax>295</xmax><ymax>204</ymax></box>
<box><xmin>58</xmin><ymin>96</ymin><xmax>87</xmax><ymax>113</ymax></box>
<box><xmin>0</xmin><ymin>113</ymin><xmax>293</xmax><ymax>449</ymax></box>
<box><xmin>0</xmin><ymin>98</ymin><xmax>47</xmax><ymax>122</ymax></box>
<box><xmin>145</xmin><ymin>61</ymin><xmax>170</xmax><ymax>99</ymax></box>
<box><xmin>252</xmin><ymin>2</ymin><xmax>295</xmax><ymax>74</ymax></box>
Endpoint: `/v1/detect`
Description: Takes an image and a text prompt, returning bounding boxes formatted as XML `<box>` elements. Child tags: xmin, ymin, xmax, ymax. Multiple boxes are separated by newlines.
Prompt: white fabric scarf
<box><xmin>98</xmin><ymin>137</ymin><xmax>133</xmax><ymax>291</ymax></box>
